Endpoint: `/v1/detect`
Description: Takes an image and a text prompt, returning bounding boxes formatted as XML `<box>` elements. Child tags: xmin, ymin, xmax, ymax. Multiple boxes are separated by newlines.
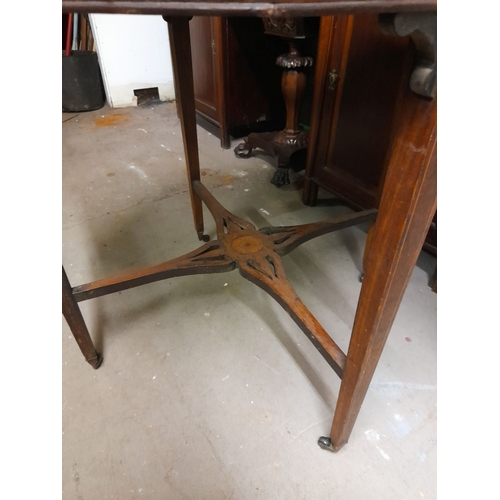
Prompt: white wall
<box><xmin>89</xmin><ymin>14</ymin><xmax>175</xmax><ymax>108</ymax></box>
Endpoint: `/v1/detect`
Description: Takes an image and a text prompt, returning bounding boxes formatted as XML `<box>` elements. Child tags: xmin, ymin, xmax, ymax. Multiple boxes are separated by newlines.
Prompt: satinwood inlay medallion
<box><xmin>231</xmin><ymin>235</ymin><xmax>264</xmax><ymax>254</ymax></box>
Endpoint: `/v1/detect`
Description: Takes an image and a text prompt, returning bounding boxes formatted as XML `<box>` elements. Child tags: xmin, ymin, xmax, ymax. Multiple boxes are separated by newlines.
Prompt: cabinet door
<box><xmin>305</xmin><ymin>14</ymin><xmax>410</xmax><ymax>209</ymax></box>
<box><xmin>304</xmin><ymin>15</ymin><xmax>436</xmax><ymax>255</ymax></box>
<box><xmin>190</xmin><ymin>16</ymin><xmax>219</xmax><ymax>124</ymax></box>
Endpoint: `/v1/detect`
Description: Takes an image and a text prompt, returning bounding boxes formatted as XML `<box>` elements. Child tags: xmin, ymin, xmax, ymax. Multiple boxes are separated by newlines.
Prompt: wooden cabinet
<box><xmin>189</xmin><ymin>16</ymin><xmax>220</xmax><ymax>126</ymax></box>
<box><xmin>189</xmin><ymin>16</ymin><xmax>287</xmax><ymax>149</ymax></box>
<box><xmin>302</xmin><ymin>15</ymin><xmax>436</xmax><ymax>253</ymax></box>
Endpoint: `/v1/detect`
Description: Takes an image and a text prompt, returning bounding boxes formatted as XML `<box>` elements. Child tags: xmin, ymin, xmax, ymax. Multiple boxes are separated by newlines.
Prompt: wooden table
<box><xmin>62</xmin><ymin>0</ymin><xmax>437</xmax><ymax>452</ymax></box>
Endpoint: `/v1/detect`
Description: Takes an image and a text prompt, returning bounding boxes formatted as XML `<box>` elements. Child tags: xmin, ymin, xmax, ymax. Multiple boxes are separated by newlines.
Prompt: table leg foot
<box><xmin>87</xmin><ymin>352</ymin><xmax>103</xmax><ymax>369</ymax></box>
<box><xmin>317</xmin><ymin>436</ymin><xmax>335</xmax><ymax>452</ymax></box>
<box><xmin>270</xmin><ymin>167</ymin><xmax>290</xmax><ymax>187</ymax></box>
<box><xmin>328</xmin><ymin>78</ymin><xmax>437</xmax><ymax>449</ymax></box>
<box><xmin>234</xmin><ymin>140</ymin><xmax>253</xmax><ymax>159</ymax></box>
<box><xmin>63</xmin><ymin>266</ymin><xmax>102</xmax><ymax>368</ymax></box>
<box><xmin>197</xmin><ymin>232</ymin><xmax>211</xmax><ymax>242</ymax></box>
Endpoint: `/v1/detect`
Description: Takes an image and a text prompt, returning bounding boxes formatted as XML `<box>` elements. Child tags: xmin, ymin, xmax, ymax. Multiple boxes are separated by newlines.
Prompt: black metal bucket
<box><xmin>62</xmin><ymin>50</ymin><xmax>105</xmax><ymax>112</ymax></box>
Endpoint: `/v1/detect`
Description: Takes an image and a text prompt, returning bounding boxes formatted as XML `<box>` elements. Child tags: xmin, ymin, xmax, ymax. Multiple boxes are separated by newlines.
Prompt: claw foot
<box><xmin>234</xmin><ymin>141</ymin><xmax>253</xmax><ymax>159</ymax></box>
<box><xmin>270</xmin><ymin>168</ymin><xmax>290</xmax><ymax>187</ymax></box>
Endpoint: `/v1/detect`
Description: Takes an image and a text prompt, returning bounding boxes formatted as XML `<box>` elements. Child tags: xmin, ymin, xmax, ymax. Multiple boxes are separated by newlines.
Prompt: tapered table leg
<box><xmin>62</xmin><ymin>267</ymin><xmax>102</xmax><ymax>369</ymax></box>
<box><xmin>317</xmin><ymin>11</ymin><xmax>438</xmax><ymax>451</ymax></box>
<box><xmin>165</xmin><ymin>16</ymin><xmax>209</xmax><ymax>242</ymax></box>
<box><xmin>322</xmin><ymin>79</ymin><xmax>437</xmax><ymax>452</ymax></box>
<box><xmin>63</xmin><ymin>10</ymin><xmax>438</xmax><ymax>453</ymax></box>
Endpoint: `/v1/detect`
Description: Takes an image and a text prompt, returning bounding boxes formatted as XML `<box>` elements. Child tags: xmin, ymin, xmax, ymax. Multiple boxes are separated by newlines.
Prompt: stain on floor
<box><xmin>94</xmin><ymin>114</ymin><xmax>130</xmax><ymax>127</ymax></box>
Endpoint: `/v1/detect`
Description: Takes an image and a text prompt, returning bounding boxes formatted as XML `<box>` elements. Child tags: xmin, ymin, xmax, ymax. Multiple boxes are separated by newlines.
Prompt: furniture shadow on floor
<box><xmin>230</xmin><ymin>278</ymin><xmax>340</xmax><ymax>412</ymax></box>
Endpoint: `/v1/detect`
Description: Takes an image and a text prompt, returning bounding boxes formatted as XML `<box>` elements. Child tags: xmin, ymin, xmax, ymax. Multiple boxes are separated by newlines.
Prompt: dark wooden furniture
<box><xmin>62</xmin><ymin>0</ymin><xmax>437</xmax><ymax>453</ymax></box>
<box><xmin>190</xmin><ymin>16</ymin><xmax>286</xmax><ymax>149</ymax></box>
<box><xmin>303</xmin><ymin>14</ymin><xmax>437</xmax><ymax>253</ymax></box>
<box><xmin>234</xmin><ymin>17</ymin><xmax>318</xmax><ymax>187</ymax></box>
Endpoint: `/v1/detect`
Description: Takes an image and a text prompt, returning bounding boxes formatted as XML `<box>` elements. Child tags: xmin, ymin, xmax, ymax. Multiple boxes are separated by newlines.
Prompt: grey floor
<box><xmin>62</xmin><ymin>102</ymin><xmax>437</xmax><ymax>500</ymax></box>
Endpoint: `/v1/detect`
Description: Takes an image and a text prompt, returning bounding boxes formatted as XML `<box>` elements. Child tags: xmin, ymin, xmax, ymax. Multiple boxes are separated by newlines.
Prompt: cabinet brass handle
<box><xmin>328</xmin><ymin>69</ymin><xmax>338</xmax><ymax>91</ymax></box>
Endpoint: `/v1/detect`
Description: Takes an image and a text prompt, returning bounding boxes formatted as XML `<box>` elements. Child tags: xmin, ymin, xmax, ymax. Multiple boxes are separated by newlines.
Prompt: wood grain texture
<box><xmin>303</xmin><ymin>14</ymin><xmax>436</xmax><ymax>257</ymax></box>
<box><xmin>166</xmin><ymin>17</ymin><xmax>207</xmax><ymax>240</ymax></box>
<box><xmin>192</xmin><ymin>180</ymin><xmax>371</xmax><ymax>377</ymax></box>
<box><xmin>62</xmin><ymin>1</ymin><xmax>437</xmax><ymax>17</ymax></box>
<box><xmin>303</xmin><ymin>15</ymin><xmax>352</xmax><ymax>204</ymax></box>
<box><xmin>72</xmin><ymin>242</ymin><xmax>236</xmax><ymax>302</ymax></box>
<box><xmin>303</xmin><ymin>14</ymin><xmax>410</xmax><ymax>209</ymax></box>
<box><xmin>190</xmin><ymin>17</ymin><xmax>219</xmax><ymax>123</ymax></box>
<box><xmin>62</xmin><ymin>1</ymin><xmax>438</xmax><ymax>452</ymax></box>
<box><xmin>329</xmin><ymin>75</ymin><xmax>437</xmax><ymax>451</ymax></box>
<box><xmin>66</xmin><ymin>177</ymin><xmax>375</xmax><ymax>379</ymax></box>
<box><xmin>324</xmin><ymin>14</ymin><xmax>410</xmax><ymax>191</ymax></box>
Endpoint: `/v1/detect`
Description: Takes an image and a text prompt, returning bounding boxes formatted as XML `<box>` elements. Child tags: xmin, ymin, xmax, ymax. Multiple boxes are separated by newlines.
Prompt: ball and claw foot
<box><xmin>197</xmin><ymin>232</ymin><xmax>211</xmax><ymax>242</ymax></box>
<box><xmin>270</xmin><ymin>167</ymin><xmax>290</xmax><ymax>187</ymax></box>
<box><xmin>317</xmin><ymin>436</ymin><xmax>335</xmax><ymax>451</ymax></box>
<box><xmin>234</xmin><ymin>141</ymin><xmax>253</xmax><ymax>159</ymax></box>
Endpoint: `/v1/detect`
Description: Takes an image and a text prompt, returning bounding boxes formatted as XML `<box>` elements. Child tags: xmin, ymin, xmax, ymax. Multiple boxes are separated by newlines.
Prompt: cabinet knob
<box><xmin>328</xmin><ymin>69</ymin><xmax>339</xmax><ymax>91</ymax></box>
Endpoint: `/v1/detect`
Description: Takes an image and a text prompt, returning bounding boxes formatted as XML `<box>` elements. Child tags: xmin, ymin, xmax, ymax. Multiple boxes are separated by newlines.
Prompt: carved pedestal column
<box><xmin>234</xmin><ymin>17</ymin><xmax>315</xmax><ymax>187</ymax></box>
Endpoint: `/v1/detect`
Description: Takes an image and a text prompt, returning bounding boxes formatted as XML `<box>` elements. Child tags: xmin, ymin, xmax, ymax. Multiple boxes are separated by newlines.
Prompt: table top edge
<box><xmin>62</xmin><ymin>0</ymin><xmax>438</xmax><ymax>16</ymax></box>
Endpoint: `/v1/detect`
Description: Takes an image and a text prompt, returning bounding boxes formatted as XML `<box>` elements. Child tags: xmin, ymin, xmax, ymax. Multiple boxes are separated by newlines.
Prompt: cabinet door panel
<box><xmin>190</xmin><ymin>16</ymin><xmax>218</xmax><ymax>123</ymax></box>
<box><xmin>304</xmin><ymin>15</ymin><xmax>436</xmax><ymax>254</ymax></box>
<box><xmin>309</xmin><ymin>14</ymin><xmax>410</xmax><ymax>209</ymax></box>
<box><xmin>325</xmin><ymin>15</ymin><xmax>410</xmax><ymax>189</ymax></box>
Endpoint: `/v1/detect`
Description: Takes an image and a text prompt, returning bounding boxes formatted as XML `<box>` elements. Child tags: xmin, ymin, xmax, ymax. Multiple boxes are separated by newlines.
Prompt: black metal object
<box><xmin>62</xmin><ymin>50</ymin><xmax>105</xmax><ymax>112</ymax></box>
<box><xmin>318</xmin><ymin>436</ymin><xmax>335</xmax><ymax>451</ymax></box>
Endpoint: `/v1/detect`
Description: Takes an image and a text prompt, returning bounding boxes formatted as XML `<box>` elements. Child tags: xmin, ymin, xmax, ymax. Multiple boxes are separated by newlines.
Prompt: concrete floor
<box><xmin>62</xmin><ymin>102</ymin><xmax>437</xmax><ymax>500</ymax></box>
